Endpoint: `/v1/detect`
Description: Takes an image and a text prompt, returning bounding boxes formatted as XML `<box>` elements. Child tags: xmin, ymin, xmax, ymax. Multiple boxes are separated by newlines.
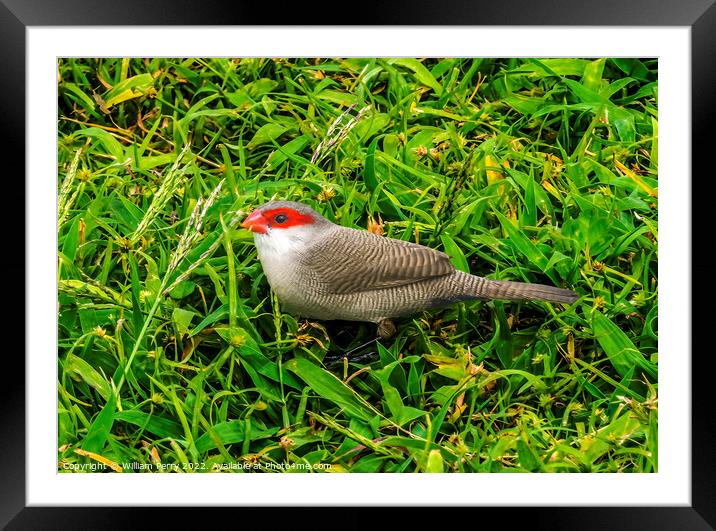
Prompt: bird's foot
<box><xmin>323</xmin><ymin>336</ymin><xmax>379</xmax><ymax>366</ymax></box>
<box><xmin>323</xmin><ymin>320</ymin><xmax>396</xmax><ymax>367</ymax></box>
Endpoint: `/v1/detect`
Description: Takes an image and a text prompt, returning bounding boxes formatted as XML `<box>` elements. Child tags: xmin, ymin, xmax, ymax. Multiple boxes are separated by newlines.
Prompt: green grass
<box><xmin>57</xmin><ymin>57</ymin><xmax>658</xmax><ymax>473</ymax></box>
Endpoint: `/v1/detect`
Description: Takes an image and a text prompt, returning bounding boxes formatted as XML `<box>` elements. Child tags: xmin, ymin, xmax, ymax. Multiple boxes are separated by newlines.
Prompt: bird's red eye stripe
<box><xmin>261</xmin><ymin>208</ymin><xmax>315</xmax><ymax>229</ymax></box>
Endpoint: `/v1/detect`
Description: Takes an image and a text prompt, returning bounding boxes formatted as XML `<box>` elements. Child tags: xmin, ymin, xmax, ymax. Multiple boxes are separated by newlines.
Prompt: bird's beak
<box><xmin>241</xmin><ymin>210</ymin><xmax>268</xmax><ymax>234</ymax></box>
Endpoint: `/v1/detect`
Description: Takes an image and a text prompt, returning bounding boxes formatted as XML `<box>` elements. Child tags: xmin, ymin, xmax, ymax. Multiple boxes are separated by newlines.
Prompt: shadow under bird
<box><xmin>242</xmin><ymin>201</ymin><xmax>578</xmax><ymax>356</ymax></box>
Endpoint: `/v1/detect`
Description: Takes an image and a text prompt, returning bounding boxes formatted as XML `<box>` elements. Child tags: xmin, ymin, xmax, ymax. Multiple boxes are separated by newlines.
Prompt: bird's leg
<box><xmin>324</xmin><ymin>319</ymin><xmax>396</xmax><ymax>367</ymax></box>
<box><xmin>339</xmin><ymin>337</ymin><xmax>379</xmax><ymax>361</ymax></box>
<box><xmin>377</xmin><ymin>319</ymin><xmax>396</xmax><ymax>339</ymax></box>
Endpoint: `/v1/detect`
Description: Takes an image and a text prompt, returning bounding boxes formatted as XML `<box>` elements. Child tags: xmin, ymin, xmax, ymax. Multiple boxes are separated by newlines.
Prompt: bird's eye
<box><xmin>274</xmin><ymin>213</ymin><xmax>288</xmax><ymax>224</ymax></box>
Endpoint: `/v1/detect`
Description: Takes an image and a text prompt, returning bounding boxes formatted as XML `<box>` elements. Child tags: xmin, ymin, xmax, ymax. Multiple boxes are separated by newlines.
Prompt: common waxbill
<box><xmin>242</xmin><ymin>201</ymin><xmax>578</xmax><ymax>335</ymax></box>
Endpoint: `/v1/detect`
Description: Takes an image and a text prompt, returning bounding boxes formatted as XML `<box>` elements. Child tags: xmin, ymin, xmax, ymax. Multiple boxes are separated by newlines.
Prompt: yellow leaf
<box><xmin>74</xmin><ymin>448</ymin><xmax>123</xmax><ymax>472</ymax></box>
<box><xmin>541</xmin><ymin>180</ymin><xmax>563</xmax><ymax>201</ymax></box>
<box><xmin>614</xmin><ymin>159</ymin><xmax>657</xmax><ymax>198</ymax></box>
<box><xmin>485</xmin><ymin>154</ymin><xmax>504</xmax><ymax>186</ymax></box>
<box><xmin>104</xmin><ymin>73</ymin><xmax>155</xmax><ymax>108</ymax></box>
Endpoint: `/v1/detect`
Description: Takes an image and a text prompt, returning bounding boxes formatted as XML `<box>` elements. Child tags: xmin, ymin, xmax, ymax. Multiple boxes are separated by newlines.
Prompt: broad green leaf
<box><xmin>353</xmin><ymin>112</ymin><xmax>390</xmax><ymax>140</ymax></box>
<box><xmin>247</xmin><ymin>123</ymin><xmax>290</xmax><ymax>150</ymax></box>
<box><xmin>503</xmin><ymin>94</ymin><xmax>546</xmax><ymax>115</ymax></box>
<box><xmin>194</xmin><ymin>420</ymin><xmax>277</xmax><ymax>453</ymax></box>
<box><xmin>425</xmin><ymin>449</ymin><xmax>444</xmax><ymax>473</ymax></box>
<box><xmin>440</xmin><ymin>234</ymin><xmax>469</xmax><ymax>273</ymax></box>
<box><xmin>650</xmin><ymin>116</ymin><xmax>658</xmax><ymax>170</ymax></box>
<box><xmin>611</xmin><ymin>107</ymin><xmax>636</xmax><ymax>143</ymax></box>
<box><xmin>581</xmin><ymin>411</ymin><xmax>643</xmax><ymax>462</ymax></box>
<box><xmin>188</xmin><ymin>304</ymin><xmax>228</xmax><ymax>338</ymax></box>
<box><xmin>265</xmin><ymin>135</ymin><xmax>311</xmax><ymax>170</ymax></box>
<box><xmin>172</xmin><ymin>307</ymin><xmax>196</xmax><ymax>337</ymax></box>
<box><xmin>382</xmin><ymin>134</ymin><xmax>400</xmax><ymax>158</ymax></box>
<box><xmin>563</xmin><ymin>78</ymin><xmax>603</xmax><ymax>105</ymax></box>
<box><xmin>233</xmin><ymin>334</ymin><xmax>302</xmax><ymax>390</ymax></box>
<box><xmin>315</xmin><ymin>89</ymin><xmax>360</xmax><ymax>106</ymax></box>
<box><xmin>349</xmin><ymin>455</ymin><xmax>391</xmax><ymax>473</ymax></box>
<box><xmin>136</xmin><ymin>153</ymin><xmax>176</xmax><ymax>171</ymax></box>
<box><xmin>602</xmin><ymin>77</ymin><xmax>636</xmax><ymax>99</ymax></box>
<box><xmin>592</xmin><ymin>311</ymin><xmax>656</xmax><ymax>379</ymax></box>
<box><xmin>61</xmin><ymin>217</ymin><xmax>81</xmax><ymax>262</ymax></box>
<box><xmin>610</xmin><ymin>58</ymin><xmax>651</xmax><ymax>81</ymax></box>
<box><xmin>174</xmin><ymin>93</ymin><xmax>220</xmax><ymax>142</ymax></box>
<box><xmin>582</xmin><ymin>58</ymin><xmax>605</xmax><ymax>94</ymax></box>
<box><xmin>382</xmin><ymin>386</ymin><xmax>404</xmax><ymax>419</ymax></box>
<box><xmin>391</xmin><ymin>58</ymin><xmax>443</xmax><ymax>95</ymax></box>
<box><xmin>561</xmin><ymin>205</ymin><xmax>614</xmax><ymax>256</ymax></box>
<box><xmin>516</xmin><ymin>439</ymin><xmax>542</xmax><ymax>472</ymax></box>
<box><xmin>383</xmin><ymin>385</ymin><xmax>426</xmax><ymax>426</ymax></box>
<box><xmin>75</xmin><ymin>127</ymin><xmax>126</xmax><ymax>161</ymax></box>
<box><xmin>380</xmin><ymin>436</ymin><xmax>448</xmax><ymax>456</ymax></box>
<box><xmin>521</xmin><ymin>174</ymin><xmax>537</xmax><ymax>226</ymax></box>
<box><xmin>430</xmin><ymin>384</ymin><xmax>464</xmax><ymax>405</ymax></box>
<box><xmin>64</xmin><ymin>353</ymin><xmax>112</xmax><ymax>401</ymax></box>
<box><xmin>60</xmin><ymin>81</ymin><xmax>96</xmax><ymax>111</ymax></box>
<box><xmin>110</xmin><ymin>196</ymin><xmax>144</xmax><ymax>232</ymax></box>
<box><xmin>104</xmin><ymin>73</ymin><xmax>155</xmax><ymax>107</ymax></box>
<box><xmin>247</xmin><ymin>78</ymin><xmax>279</xmax><ymax>96</ymax></box>
<box><xmin>114</xmin><ymin>410</ymin><xmax>184</xmax><ymax>439</ymax></box>
<box><xmin>494</xmin><ymin>211</ymin><xmax>548</xmax><ymax>271</ymax></box>
<box><xmin>168</xmin><ymin>281</ymin><xmax>196</xmax><ymax>300</ymax></box>
<box><xmin>286</xmin><ymin>356</ymin><xmax>381</xmax><ymax>422</ymax></box>
<box><xmin>77</xmin><ymin>307</ymin><xmax>119</xmax><ymax>333</ymax></box>
<box><xmin>424</xmin><ymin>353</ymin><xmax>468</xmax><ymax>381</ymax></box>
<box><xmin>523</xmin><ymin>58</ymin><xmax>591</xmax><ymax>77</ymax></box>
<box><xmin>81</xmin><ymin>399</ymin><xmax>116</xmax><ymax>453</ymax></box>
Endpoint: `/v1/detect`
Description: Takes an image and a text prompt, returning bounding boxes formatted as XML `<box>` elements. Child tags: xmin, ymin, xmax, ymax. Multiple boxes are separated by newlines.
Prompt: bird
<box><xmin>241</xmin><ymin>200</ymin><xmax>578</xmax><ymax>348</ymax></box>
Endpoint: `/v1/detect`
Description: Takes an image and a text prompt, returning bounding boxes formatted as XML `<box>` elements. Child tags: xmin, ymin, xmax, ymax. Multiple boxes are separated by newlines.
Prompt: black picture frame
<box><xmin>5</xmin><ymin>1</ymin><xmax>712</xmax><ymax>528</ymax></box>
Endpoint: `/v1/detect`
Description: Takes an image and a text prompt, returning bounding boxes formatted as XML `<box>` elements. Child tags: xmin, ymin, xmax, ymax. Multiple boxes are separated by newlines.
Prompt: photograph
<box><xmin>57</xmin><ymin>57</ymin><xmax>659</xmax><ymax>474</ymax></box>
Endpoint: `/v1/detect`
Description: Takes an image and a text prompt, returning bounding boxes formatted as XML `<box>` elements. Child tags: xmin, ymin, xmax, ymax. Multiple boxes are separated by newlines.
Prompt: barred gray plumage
<box><xmin>243</xmin><ymin>200</ymin><xmax>578</xmax><ymax>325</ymax></box>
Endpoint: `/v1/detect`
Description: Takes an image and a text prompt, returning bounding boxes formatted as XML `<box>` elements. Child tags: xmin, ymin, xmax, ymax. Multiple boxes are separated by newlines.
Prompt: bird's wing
<box><xmin>303</xmin><ymin>226</ymin><xmax>455</xmax><ymax>294</ymax></box>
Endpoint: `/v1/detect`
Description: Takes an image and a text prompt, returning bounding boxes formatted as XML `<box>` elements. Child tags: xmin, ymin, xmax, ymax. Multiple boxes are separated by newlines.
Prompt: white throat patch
<box><xmin>254</xmin><ymin>225</ymin><xmax>313</xmax><ymax>260</ymax></box>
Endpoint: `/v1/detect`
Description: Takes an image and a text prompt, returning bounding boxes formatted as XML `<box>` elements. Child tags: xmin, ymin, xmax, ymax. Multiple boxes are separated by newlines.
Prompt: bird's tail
<box><xmin>473</xmin><ymin>277</ymin><xmax>579</xmax><ymax>304</ymax></box>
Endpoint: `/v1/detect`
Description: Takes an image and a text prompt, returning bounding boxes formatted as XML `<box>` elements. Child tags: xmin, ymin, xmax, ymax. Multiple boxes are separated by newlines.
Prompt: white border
<box><xmin>28</xmin><ymin>27</ymin><xmax>690</xmax><ymax>506</ymax></box>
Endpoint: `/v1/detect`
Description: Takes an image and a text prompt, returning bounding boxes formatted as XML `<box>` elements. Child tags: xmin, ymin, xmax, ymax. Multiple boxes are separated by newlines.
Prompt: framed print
<box><xmin>5</xmin><ymin>0</ymin><xmax>713</xmax><ymax>528</ymax></box>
